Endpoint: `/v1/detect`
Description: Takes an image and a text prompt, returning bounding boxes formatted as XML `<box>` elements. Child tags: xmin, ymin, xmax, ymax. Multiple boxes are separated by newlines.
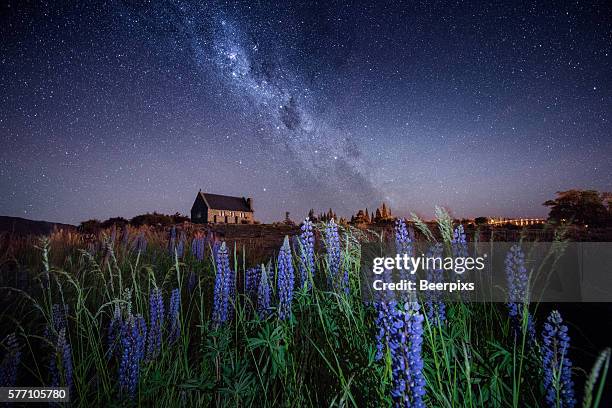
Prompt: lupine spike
<box><xmin>542</xmin><ymin>310</ymin><xmax>576</xmax><ymax>408</ymax></box>
<box><xmin>146</xmin><ymin>288</ymin><xmax>164</xmax><ymax>360</ymax></box>
<box><xmin>119</xmin><ymin>313</ymin><xmax>147</xmax><ymax>399</ymax></box>
<box><xmin>324</xmin><ymin>219</ymin><xmax>343</xmax><ymax>292</ymax></box>
<box><xmin>425</xmin><ymin>244</ymin><xmax>446</xmax><ymax>324</ymax></box>
<box><xmin>212</xmin><ymin>242</ymin><xmax>232</xmax><ymax>327</ymax></box>
<box><xmin>298</xmin><ymin>218</ymin><xmax>315</xmax><ymax>290</ymax></box>
<box><xmin>277</xmin><ymin>236</ymin><xmax>295</xmax><ymax>320</ymax></box>
<box><xmin>168</xmin><ymin>288</ymin><xmax>181</xmax><ymax>344</ymax></box>
<box><xmin>505</xmin><ymin>244</ymin><xmax>535</xmax><ymax>343</ymax></box>
<box><xmin>257</xmin><ymin>265</ymin><xmax>272</xmax><ymax>319</ymax></box>
<box><xmin>0</xmin><ymin>333</ymin><xmax>21</xmax><ymax>387</ymax></box>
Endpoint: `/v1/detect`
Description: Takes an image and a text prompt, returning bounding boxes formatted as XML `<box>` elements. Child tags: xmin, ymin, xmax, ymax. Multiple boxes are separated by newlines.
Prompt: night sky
<box><xmin>1</xmin><ymin>1</ymin><xmax>611</xmax><ymax>224</ymax></box>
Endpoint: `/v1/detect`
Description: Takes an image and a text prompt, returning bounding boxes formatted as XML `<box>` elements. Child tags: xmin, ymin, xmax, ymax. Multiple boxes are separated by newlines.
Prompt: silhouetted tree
<box><xmin>543</xmin><ymin>190</ymin><xmax>610</xmax><ymax>226</ymax></box>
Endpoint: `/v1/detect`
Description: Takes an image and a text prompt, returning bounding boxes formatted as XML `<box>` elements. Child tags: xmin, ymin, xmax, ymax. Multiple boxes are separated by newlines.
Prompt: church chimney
<box><xmin>246</xmin><ymin>197</ymin><xmax>253</xmax><ymax>211</ymax></box>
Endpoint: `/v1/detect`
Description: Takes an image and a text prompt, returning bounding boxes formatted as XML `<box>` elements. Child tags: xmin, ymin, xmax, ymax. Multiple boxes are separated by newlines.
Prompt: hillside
<box><xmin>0</xmin><ymin>215</ymin><xmax>75</xmax><ymax>235</ymax></box>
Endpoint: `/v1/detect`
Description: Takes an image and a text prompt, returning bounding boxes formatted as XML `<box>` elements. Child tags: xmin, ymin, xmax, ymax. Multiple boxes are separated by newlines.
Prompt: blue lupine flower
<box><xmin>107</xmin><ymin>303</ymin><xmax>123</xmax><ymax>358</ymax></box>
<box><xmin>50</xmin><ymin>328</ymin><xmax>73</xmax><ymax>392</ymax></box>
<box><xmin>505</xmin><ymin>244</ymin><xmax>535</xmax><ymax>343</ymax></box>
<box><xmin>44</xmin><ymin>303</ymin><xmax>68</xmax><ymax>343</ymax></box>
<box><xmin>121</xmin><ymin>227</ymin><xmax>130</xmax><ymax>249</ymax></box>
<box><xmin>395</xmin><ymin>218</ymin><xmax>415</xmax><ymax>285</ymax></box>
<box><xmin>119</xmin><ymin>313</ymin><xmax>147</xmax><ymax>399</ymax></box>
<box><xmin>257</xmin><ymin>265</ymin><xmax>272</xmax><ymax>319</ymax></box>
<box><xmin>133</xmin><ymin>232</ymin><xmax>147</xmax><ymax>253</ymax></box>
<box><xmin>147</xmin><ymin>288</ymin><xmax>164</xmax><ymax>360</ymax></box>
<box><xmin>212</xmin><ymin>242</ymin><xmax>232</xmax><ymax>327</ymax></box>
<box><xmin>277</xmin><ymin>236</ymin><xmax>295</xmax><ymax>320</ymax></box>
<box><xmin>168</xmin><ymin>288</ymin><xmax>181</xmax><ymax>344</ymax></box>
<box><xmin>425</xmin><ymin>244</ymin><xmax>446</xmax><ymax>324</ymax></box>
<box><xmin>542</xmin><ymin>310</ymin><xmax>576</xmax><ymax>408</ymax></box>
<box><xmin>191</xmin><ymin>234</ymin><xmax>206</xmax><ymax>261</ymax></box>
<box><xmin>395</xmin><ymin>218</ymin><xmax>413</xmax><ymax>256</ymax></box>
<box><xmin>451</xmin><ymin>225</ymin><xmax>468</xmax><ymax>262</ymax></box>
<box><xmin>0</xmin><ymin>333</ymin><xmax>21</xmax><ymax>387</ymax></box>
<box><xmin>176</xmin><ymin>231</ymin><xmax>186</xmax><ymax>258</ymax></box>
<box><xmin>324</xmin><ymin>219</ymin><xmax>345</xmax><ymax>293</ymax></box>
<box><xmin>377</xmin><ymin>301</ymin><xmax>426</xmax><ymax>407</ymax></box>
<box><xmin>187</xmin><ymin>270</ymin><xmax>197</xmax><ymax>294</ymax></box>
<box><xmin>168</xmin><ymin>226</ymin><xmax>177</xmax><ymax>256</ymax></box>
<box><xmin>298</xmin><ymin>218</ymin><xmax>315</xmax><ymax>289</ymax></box>
<box><xmin>245</xmin><ymin>266</ymin><xmax>261</xmax><ymax>299</ymax></box>
<box><xmin>374</xmin><ymin>300</ymin><xmax>395</xmax><ymax>361</ymax></box>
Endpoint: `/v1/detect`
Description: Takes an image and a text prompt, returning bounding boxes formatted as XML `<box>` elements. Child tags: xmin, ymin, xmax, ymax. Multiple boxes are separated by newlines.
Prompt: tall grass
<box><xmin>0</xmin><ymin>219</ymin><xmax>609</xmax><ymax>407</ymax></box>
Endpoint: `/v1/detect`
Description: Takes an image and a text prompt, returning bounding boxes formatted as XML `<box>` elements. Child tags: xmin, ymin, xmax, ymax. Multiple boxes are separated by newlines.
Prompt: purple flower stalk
<box><xmin>542</xmin><ymin>310</ymin><xmax>576</xmax><ymax>408</ymax></box>
<box><xmin>257</xmin><ymin>266</ymin><xmax>272</xmax><ymax>319</ymax></box>
<box><xmin>277</xmin><ymin>236</ymin><xmax>295</xmax><ymax>320</ymax></box>
<box><xmin>298</xmin><ymin>218</ymin><xmax>315</xmax><ymax>289</ymax></box>
<box><xmin>168</xmin><ymin>226</ymin><xmax>177</xmax><ymax>256</ymax></box>
<box><xmin>133</xmin><ymin>232</ymin><xmax>147</xmax><ymax>253</ymax></box>
<box><xmin>505</xmin><ymin>244</ymin><xmax>535</xmax><ymax>343</ymax></box>
<box><xmin>0</xmin><ymin>333</ymin><xmax>21</xmax><ymax>387</ymax></box>
<box><xmin>245</xmin><ymin>266</ymin><xmax>261</xmax><ymax>299</ymax></box>
<box><xmin>395</xmin><ymin>218</ymin><xmax>413</xmax><ymax>256</ymax></box>
<box><xmin>147</xmin><ymin>288</ymin><xmax>164</xmax><ymax>360</ymax></box>
<box><xmin>378</xmin><ymin>301</ymin><xmax>426</xmax><ymax>407</ymax></box>
<box><xmin>212</xmin><ymin>242</ymin><xmax>233</xmax><ymax>327</ymax></box>
<box><xmin>167</xmin><ymin>288</ymin><xmax>181</xmax><ymax>344</ymax></box>
<box><xmin>119</xmin><ymin>314</ymin><xmax>147</xmax><ymax>399</ymax></box>
<box><xmin>50</xmin><ymin>328</ymin><xmax>73</xmax><ymax>392</ymax></box>
<box><xmin>176</xmin><ymin>231</ymin><xmax>186</xmax><ymax>258</ymax></box>
<box><xmin>324</xmin><ymin>219</ymin><xmax>345</xmax><ymax>293</ymax></box>
<box><xmin>425</xmin><ymin>244</ymin><xmax>446</xmax><ymax>324</ymax></box>
<box><xmin>107</xmin><ymin>303</ymin><xmax>123</xmax><ymax>358</ymax></box>
<box><xmin>191</xmin><ymin>235</ymin><xmax>206</xmax><ymax>261</ymax></box>
<box><xmin>44</xmin><ymin>303</ymin><xmax>68</xmax><ymax>343</ymax></box>
<box><xmin>187</xmin><ymin>270</ymin><xmax>197</xmax><ymax>293</ymax></box>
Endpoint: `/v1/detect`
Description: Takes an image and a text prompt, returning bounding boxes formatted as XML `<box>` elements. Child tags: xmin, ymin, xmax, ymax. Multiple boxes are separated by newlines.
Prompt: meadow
<box><xmin>0</xmin><ymin>211</ymin><xmax>609</xmax><ymax>407</ymax></box>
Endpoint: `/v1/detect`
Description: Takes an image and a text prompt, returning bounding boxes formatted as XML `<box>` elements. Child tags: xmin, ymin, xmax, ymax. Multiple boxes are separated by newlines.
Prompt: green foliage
<box><xmin>0</xmin><ymin>225</ymin><xmax>608</xmax><ymax>407</ymax></box>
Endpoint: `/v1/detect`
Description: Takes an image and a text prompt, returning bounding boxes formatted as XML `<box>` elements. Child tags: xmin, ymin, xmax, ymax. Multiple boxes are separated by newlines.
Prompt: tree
<box><xmin>79</xmin><ymin>219</ymin><xmax>101</xmax><ymax>234</ymax></box>
<box><xmin>543</xmin><ymin>190</ymin><xmax>609</xmax><ymax>226</ymax></box>
<box><xmin>101</xmin><ymin>217</ymin><xmax>128</xmax><ymax>228</ymax></box>
<box><xmin>474</xmin><ymin>217</ymin><xmax>488</xmax><ymax>226</ymax></box>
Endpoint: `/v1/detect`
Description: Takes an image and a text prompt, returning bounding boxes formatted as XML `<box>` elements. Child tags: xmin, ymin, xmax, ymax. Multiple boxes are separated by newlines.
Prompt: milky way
<box><xmin>184</xmin><ymin>12</ymin><xmax>382</xmax><ymax>211</ymax></box>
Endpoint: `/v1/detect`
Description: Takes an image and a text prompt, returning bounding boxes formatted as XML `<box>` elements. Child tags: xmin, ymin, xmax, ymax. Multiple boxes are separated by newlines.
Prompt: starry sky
<box><xmin>1</xmin><ymin>1</ymin><xmax>611</xmax><ymax>224</ymax></box>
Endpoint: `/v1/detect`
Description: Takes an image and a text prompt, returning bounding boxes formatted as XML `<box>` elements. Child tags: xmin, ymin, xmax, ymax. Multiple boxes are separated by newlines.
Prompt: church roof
<box><xmin>197</xmin><ymin>192</ymin><xmax>252</xmax><ymax>212</ymax></box>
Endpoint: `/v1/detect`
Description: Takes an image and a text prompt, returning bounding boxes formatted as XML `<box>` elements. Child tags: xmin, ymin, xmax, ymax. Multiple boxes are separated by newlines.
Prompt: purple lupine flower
<box><xmin>425</xmin><ymin>244</ymin><xmax>446</xmax><ymax>324</ymax></box>
<box><xmin>388</xmin><ymin>302</ymin><xmax>426</xmax><ymax>408</ymax></box>
<box><xmin>298</xmin><ymin>218</ymin><xmax>315</xmax><ymax>290</ymax></box>
<box><xmin>187</xmin><ymin>270</ymin><xmax>197</xmax><ymax>294</ymax></box>
<box><xmin>121</xmin><ymin>227</ymin><xmax>130</xmax><ymax>249</ymax></box>
<box><xmin>505</xmin><ymin>244</ymin><xmax>535</xmax><ymax>343</ymax></box>
<box><xmin>168</xmin><ymin>226</ymin><xmax>177</xmax><ymax>256</ymax></box>
<box><xmin>277</xmin><ymin>236</ymin><xmax>295</xmax><ymax>320</ymax></box>
<box><xmin>395</xmin><ymin>218</ymin><xmax>415</xmax><ymax>285</ymax></box>
<box><xmin>119</xmin><ymin>313</ymin><xmax>147</xmax><ymax>399</ymax></box>
<box><xmin>542</xmin><ymin>310</ymin><xmax>575</xmax><ymax>408</ymax></box>
<box><xmin>212</xmin><ymin>242</ymin><xmax>232</xmax><ymax>327</ymax></box>
<box><xmin>191</xmin><ymin>234</ymin><xmax>206</xmax><ymax>261</ymax></box>
<box><xmin>176</xmin><ymin>231</ymin><xmax>186</xmax><ymax>258</ymax></box>
<box><xmin>146</xmin><ymin>288</ymin><xmax>164</xmax><ymax>360</ymax></box>
<box><xmin>245</xmin><ymin>266</ymin><xmax>261</xmax><ymax>299</ymax></box>
<box><xmin>374</xmin><ymin>300</ymin><xmax>396</xmax><ymax>361</ymax></box>
<box><xmin>324</xmin><ymin>219</ymin><xmax>344</xmax><ymax>292</ymax></box>
<box><xmin>167</xmin><ymin>288</ymin><xmax>181</xmax><ymax>344</ymax></box>
<box><xmin>44</xmin><ymin>303</ymin><xmax>69</xmax><ymax>343</ymax></box>
<box><xmin>107</xmin><ymin>303</ymin><xmax>123</xmax><ymax>358</ymax></box>
<box><xmin>133</xmin><ymin>232</ymin><xmax>147</xmax><ymax>253</ymax></box>
<box><xmin>0</xmin><ymin>333</ymin><xmax>21</xmax><ymax>387</ymax></box>
<box><xmin>451</xmin><ymin>225</ymin><xmax>468</xmax><ymax>263</ymax></box>
<box><xmin>50</xmin><ymin>328</ymin><xmax>73</xmax><ymax>392</ymax></box>
<box><xmin>395</xmin><ymin>218</ymin><xmax>413</xmax><ymax>256</ymax></box>
<box><xmin>257</xmin><ymin>265</ymin><xmax>272</xmax><ymax>319</ymax></box>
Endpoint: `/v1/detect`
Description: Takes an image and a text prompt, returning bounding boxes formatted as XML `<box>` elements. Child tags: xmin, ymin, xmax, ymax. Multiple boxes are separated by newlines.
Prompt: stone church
<box><xmin>191</xmin><ymin>190</ymin><xmax>255</xmax><ymax>224</ymax></box>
